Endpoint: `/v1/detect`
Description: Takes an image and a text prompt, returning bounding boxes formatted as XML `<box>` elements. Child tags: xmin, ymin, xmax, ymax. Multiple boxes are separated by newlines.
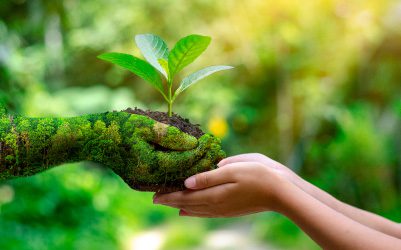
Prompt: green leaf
<box><xmin>174</xmin><ymin>65</ymin><xmax>233</xmax><ymax>98</ymax></box>
<box><xmin>98</xmin><ymin>52</ymin><xmax>165</xmax><ymax>96</ymax></box>
<box><xmin>158</xmin><ymin>58</ymin><xmax>170</xmax><ymax>83</ymax></box>
<box><xmin>135</xmin><ymin>34</ymin><xmax>169</xmax><ymax>78</ymax></box>
<box><xmin>168</xmin><ymin>34</ymin><xmax>211</xmax><ymax>78</ymax></box>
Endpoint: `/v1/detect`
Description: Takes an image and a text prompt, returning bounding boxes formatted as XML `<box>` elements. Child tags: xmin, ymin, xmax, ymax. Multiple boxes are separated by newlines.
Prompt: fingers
<box><xmin>217</xmin><ymin>153</ymin><xmax>258</xmax><ymax>167</ymax></box>
<box><xmin>179</xmin><ymin>210</ymin><xmax>212</xmax><ymax>218</ymax></box>
<box><xmin>131</xmin><ymin>134</ymin><xmax>224</xmax><ymax>192</ymax></box>
<box><xmin>178</xmin><ymin>209</ymin><xmax>214</xmax><ymax>218</ymax></box>
<box><xmin>153</xmin><ymin>190</ymin><xmax>207</xmax><ymax>205</ymax></box>
<box><xmin>155</xmin><ymin>134</ymin><xmax>216</xmax><ymax>170</ymax></box>
<box><xmin>156</xmin><ymin>148</ymin><xmax>205</xmax><ymax>174</ymax></box>
<box><xmin>184</xmin><ymin>161</ymin><xmax>265</xmax><ymax>190</ymax></box>
<box><xmin>151</xmin><ymin>122</ymin><xmax>198</xmax><ymax>151</ymax></box>
<box><xmin>184</xmin><ymin>166</ymin><xmax>235</xmax><ymax>190</ymax></box>
<box><xmin>154</xmin><ymin>183</ymin><xmax>238</xmax><ymax>217</ymax></box>
<box><xmin>188</xmin><ymin>139</ymin><xmax>225</xmax><ymax>174</ymax></box>
<box><xmin>156</xmin><ymin>134</ymin><xmax>224</xmax><ymax>174</ymax></box>
<box><xmin>217</xmin><ymin>153</ymin><xmax>279</xmax><ymax>169</ymax></box>
<box><xmin>154</xmin><ymin>183</ymin><xmax>234</xmax><ymax>206</ymax></box>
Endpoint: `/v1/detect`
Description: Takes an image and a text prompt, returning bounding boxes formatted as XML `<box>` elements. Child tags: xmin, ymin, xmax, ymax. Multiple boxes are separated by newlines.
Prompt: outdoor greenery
<box><xmin>0</xmin><ymin>0</ymin><xmax>400</xmax><ymax>249</ymax></box>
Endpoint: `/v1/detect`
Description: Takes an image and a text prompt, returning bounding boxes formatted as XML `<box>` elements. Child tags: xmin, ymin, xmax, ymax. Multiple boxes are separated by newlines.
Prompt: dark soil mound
<box><xmin>124</xmin><ymin>107</ymin><xmax>204</xmax><ymax>138</ymax></box>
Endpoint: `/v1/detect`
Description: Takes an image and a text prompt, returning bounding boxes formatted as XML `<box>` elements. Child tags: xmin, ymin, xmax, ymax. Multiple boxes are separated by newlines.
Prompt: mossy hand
<box><xmin>0</xmin><ymin>109</ymin><xmax>225</xmax><ymax>192</ymax></box>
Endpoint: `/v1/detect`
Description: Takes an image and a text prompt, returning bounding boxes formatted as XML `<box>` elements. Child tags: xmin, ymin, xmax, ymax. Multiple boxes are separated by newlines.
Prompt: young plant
<box><xmin>98</xmin><ymin>34</ymin><xmax>233</xmax><ymax>117</ymax></box>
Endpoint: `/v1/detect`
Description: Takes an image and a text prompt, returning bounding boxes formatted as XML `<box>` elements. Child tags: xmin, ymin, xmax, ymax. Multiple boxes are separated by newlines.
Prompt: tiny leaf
<box><xmin>168</xmin><ymin>34</ymin><xmax>211</xmax><ymax>78</ymax></box>
<box><xmin>174</xmin><ymin>65</ymin><xmax>233</xmax><ymax>97</ymax></box>
<box><xmin>98</xmin><ymin>52</ymin><xmax>164</xmax><ymax>95</ymax></box>
<box><xmin>135</xmin><ymin>34</ymin><xmax>169</xmax><ymax>78</ymax></box>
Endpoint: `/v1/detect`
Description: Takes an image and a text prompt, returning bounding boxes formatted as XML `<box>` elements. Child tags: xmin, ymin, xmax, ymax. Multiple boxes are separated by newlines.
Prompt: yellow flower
<box><xmin>208</xmin><ymin>116</ymin><xmax>228</xmax><ymax>138</ymax></box>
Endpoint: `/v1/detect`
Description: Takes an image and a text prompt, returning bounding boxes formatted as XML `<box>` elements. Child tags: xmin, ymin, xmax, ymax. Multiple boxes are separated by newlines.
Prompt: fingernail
<box><xmin>153</xmin><ymin>196</ymin><xmax>160</xmax><ymax>204</ymax></box>
<box><xmin>179</xmin><ymin>210</ymin><xmax>188</xmax><ymax>216</ymax></box>
<box><xmin>217</xmin><ymin>160</ymin><xmax>224</xmax><ymax>167</ymax></box>
<box><xmin>184</xmin><ymin>176</ymin><xmax>196</xmax><ymax>189</ymax></box>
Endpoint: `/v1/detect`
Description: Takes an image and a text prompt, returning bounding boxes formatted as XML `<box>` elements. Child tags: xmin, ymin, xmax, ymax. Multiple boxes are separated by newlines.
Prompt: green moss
<box><xmin>5</xmin><ymin>155</ymin><xmax>14</xmax><ymax>162</ymax></box>
<box><xmin>0</xmin><ymin>110</ymin><xmax>225</xmax><ymax>192</ymax></box>
<box><xmin>159</xmin><ymin>126</ymin><xmax>198</xmax><ymax>150</ymax></box>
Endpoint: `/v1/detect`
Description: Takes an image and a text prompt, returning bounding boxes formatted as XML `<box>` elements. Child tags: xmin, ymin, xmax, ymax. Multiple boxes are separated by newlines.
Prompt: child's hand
<box><xmin>153</xmin><ymin>161</ymin><xmax>294</xmax><ymax>217</ymax></box>
<box><xmin>218</xmin><ymin>153</ymin><xmax>302</xmax><ymax>186</ymax></box>
<box><xmin>154</xmin><ymin>154</ymin><xmax>401</xmax><ymax>249</ymax></box>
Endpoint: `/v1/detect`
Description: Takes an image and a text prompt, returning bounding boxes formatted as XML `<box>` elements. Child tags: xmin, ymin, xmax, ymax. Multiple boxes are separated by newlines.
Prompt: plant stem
<box><xmin>168</xmin><ymin>101</ymin><xmax>172</xmax><ymax>117</ymax></box>
<box><xmin>167</xmin><ymin>79</ymin><xmax>173</xmax><ymax>117</ymax></box>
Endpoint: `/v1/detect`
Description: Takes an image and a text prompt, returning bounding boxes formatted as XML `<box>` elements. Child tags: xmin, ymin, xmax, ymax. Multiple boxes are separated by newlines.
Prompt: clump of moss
<box><xmin>0</xmin><ymin>109</ymin><xmax>225</xmax><ymax>192</ymax></box>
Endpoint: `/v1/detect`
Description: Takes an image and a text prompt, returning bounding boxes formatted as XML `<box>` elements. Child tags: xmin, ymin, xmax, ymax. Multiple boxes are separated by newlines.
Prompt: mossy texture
<box><xmin>0</xmin><ymin>108</ymin><xmax>225</xmax><ymax>192</ymax></box>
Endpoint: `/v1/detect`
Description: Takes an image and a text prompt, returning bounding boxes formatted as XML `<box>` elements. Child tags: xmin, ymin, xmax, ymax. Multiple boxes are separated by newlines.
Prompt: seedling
<box><xmin>98</xmin><ymin>34</ymin><xmax>233</xmax><ymax>117</ymax></box>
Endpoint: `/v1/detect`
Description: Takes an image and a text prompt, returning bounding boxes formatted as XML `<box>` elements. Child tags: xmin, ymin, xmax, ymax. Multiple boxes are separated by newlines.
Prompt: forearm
<box><xmin>0</xmin><ymin>110</ymin><xmax>224</xmax><ymax>191</ymax></box>
<box><xmin>0</xmin><ymin>111</ymin><xmax>130</xmax><ymax>179</ymax></box>
<box><xmin>278</xmin><ymin>183</ymin><xmax>401</xmax><ymax>250</ymax></box>
<box><xmin>294</xmin><ymin>177</ymin><xmax>401</xmax><ymax>238</ymax></box>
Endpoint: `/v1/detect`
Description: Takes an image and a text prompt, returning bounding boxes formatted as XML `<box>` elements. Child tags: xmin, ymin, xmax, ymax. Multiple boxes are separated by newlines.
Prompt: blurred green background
<box><xmin>1</xmin><ymin>0</ymin><xmax>401</xmax><ymax>249</ymax></box>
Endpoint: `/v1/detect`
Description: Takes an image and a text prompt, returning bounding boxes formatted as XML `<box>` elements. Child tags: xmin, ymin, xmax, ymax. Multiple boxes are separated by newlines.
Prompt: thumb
<box><xmin>151</xmin><ymin>122</ymin><xmax>197</xmax><ymax>151</ymax></box>
<box><xmin>184</xmin><ymin>167</ymin><xmax>233</xmax><ymax>190</ymax></box>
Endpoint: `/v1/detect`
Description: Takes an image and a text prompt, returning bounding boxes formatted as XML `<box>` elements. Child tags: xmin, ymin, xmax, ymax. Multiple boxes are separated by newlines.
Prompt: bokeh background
<box><xmin>1</xmin><ymin>0</ymin><xmax>401</xmax><ymax>249</ymax></box>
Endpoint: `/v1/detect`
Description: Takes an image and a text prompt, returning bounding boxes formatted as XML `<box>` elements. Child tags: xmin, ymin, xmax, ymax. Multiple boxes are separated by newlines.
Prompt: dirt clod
<box><xmin>124</xmin><ymin>107</ymin><xmax>204</xmax><ymax>138</ymax></box>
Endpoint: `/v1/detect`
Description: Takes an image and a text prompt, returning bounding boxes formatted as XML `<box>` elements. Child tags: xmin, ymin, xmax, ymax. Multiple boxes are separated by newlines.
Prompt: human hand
<box><xmin>153</xmin><ymin>161</ymin><xmax>293</xmax><ymax>217</ymax></box>
<box><xmin>84</xmin><ymin>112</ymin><xmax>225</xmax><ymax>192</ymax></box>
<box><xmin>218</xmin><ymin>153</ymin><xmax>302</xmax><ymax>186</ymax></box>
<box><xmin>0</xmin><ymin>110</ymin><xmax>225</xmax><ymax>191</ymax></box>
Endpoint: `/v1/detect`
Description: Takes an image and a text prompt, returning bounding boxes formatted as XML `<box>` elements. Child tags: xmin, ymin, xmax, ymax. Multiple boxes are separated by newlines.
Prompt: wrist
<box><xmin>278</xmin><ymin>185</ymin><xmax>308</xmax><ymax>216</ymax></box>
<box><xmin>264</xmin><ymin>172</ymin><xmax>301</xmax><ymax>213</ymax></box>
<box><xmin>68</xmin><ymin>112</ymin><xmax>130</xmax><ymax>163</ymax></box>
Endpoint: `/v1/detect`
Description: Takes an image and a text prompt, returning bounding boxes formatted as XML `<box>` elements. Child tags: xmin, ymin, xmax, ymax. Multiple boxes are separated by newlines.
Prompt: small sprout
<box><xmin>98</xmin><ymin>34</ymin><xmax>233</xmax><ymax>117</ymax></box>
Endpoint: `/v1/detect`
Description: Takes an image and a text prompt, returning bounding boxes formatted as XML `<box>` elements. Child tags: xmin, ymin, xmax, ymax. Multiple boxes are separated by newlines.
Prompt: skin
<box><xmin>0</xmin><ymin>108</ymin><xmax>225</xmax><ymax>192</ymax></box>
<box><xmin>154</xmin><ymin>153</ymin><xmax>401</xmax><ymax>249</ymax></box>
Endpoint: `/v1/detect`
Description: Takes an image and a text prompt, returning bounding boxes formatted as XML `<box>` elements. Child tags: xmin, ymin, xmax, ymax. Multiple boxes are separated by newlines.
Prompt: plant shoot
<box><xmin>98</xmin><ymin>34</ymin><xmax>233</xmax><ymax>116</ymax></box>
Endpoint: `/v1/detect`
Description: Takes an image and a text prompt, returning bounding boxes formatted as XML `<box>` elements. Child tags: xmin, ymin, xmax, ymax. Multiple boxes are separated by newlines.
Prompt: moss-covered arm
<box><xmin>0</xmin><ymin>108</ymin><xmax>225</xmax><ymax>192</ymax></box>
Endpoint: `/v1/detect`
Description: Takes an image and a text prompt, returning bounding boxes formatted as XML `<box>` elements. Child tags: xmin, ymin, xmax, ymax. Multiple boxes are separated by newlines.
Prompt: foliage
<box><xmin>98</xmin><ymin>34</ymin><xmax>233</xmax><ymax>116</ymax></box>
<box><xmin>0</xmin><ymin>164</ymin><xmax>176</xmax><ymax>250</ymax></box>
<box><xmin>1</xmin><ymin>0</ymin><xmax>401</xmax><ymax>249</ymax></box>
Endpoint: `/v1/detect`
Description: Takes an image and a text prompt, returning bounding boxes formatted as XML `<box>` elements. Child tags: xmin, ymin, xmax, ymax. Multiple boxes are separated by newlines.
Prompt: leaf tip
<box><xmin>134</xmin><ymin>33</ymin><xmax>146</xmax><ymax>42</ymax></box>
<box><xmin>97</xmin><ymin>53</ymin><xmax>108</xmax><ymax>60</ymax></box>
<box><xmin>198</xmin><ymin>34</ymin><xmax>212</xmax><ymax>44</ymax></box>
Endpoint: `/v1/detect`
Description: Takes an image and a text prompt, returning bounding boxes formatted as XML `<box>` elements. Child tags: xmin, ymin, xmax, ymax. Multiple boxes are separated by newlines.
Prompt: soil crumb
<box><xmin>124</xmin><ymin>107</ymin><xmax>204</xmax><ymax>138</ymax></box>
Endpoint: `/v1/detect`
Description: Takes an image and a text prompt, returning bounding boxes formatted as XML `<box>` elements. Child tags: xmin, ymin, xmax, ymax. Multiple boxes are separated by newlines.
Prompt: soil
<box><xmin>124</xmin><ymin>107</ymin><xmax>204</xmax><ymax>138</ymax></box>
